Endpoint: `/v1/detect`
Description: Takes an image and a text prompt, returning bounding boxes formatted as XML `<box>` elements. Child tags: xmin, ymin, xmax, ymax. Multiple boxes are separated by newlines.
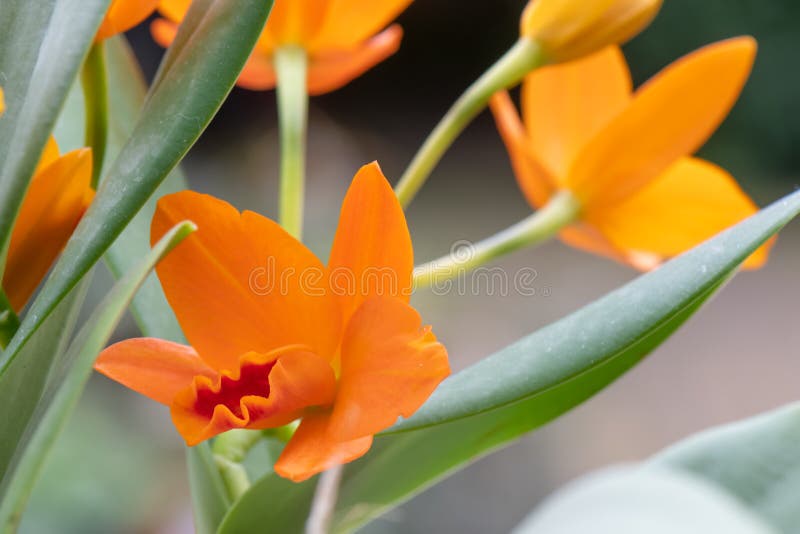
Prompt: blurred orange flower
<box><xmin>490</xmin><ymin>38</ymin><xmax>770</xmax><ymax>270</ymax></box>
<box><xmin>521</xmin><ymin>0</ymin><xmax>662</xmax><ymax>62</ymax></box>
<box><xmin>94</xmin><ymin>162</ymin><xmax>450</xmax><ymax>482</ymax></box>
<box><xmin>152</xmin><ymin>0</ymin><xmax>411</xmax><ymax>95</ymax></box>
<box><xmin>0</xmin><ymin>91</ymin><xmax>93</xmax><ymax>311</ymax></box>
<box><xmin>95</xmin><ymin>0</ymin><xmax>159</xmax><ymax>41</ymax></box>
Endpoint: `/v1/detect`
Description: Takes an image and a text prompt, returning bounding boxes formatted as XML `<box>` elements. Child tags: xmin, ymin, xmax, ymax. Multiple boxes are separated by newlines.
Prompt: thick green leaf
<box><xmin>512</xmin><ymin>467</ymin><xmax>775</xmax><ymax>534</ymax></box>
<box><xmin>220</xmin><ymin>189</ymin><xmax>800</xmax><ymax>532</ymax></box>
<box><xmin>0</xmin><ymin>0</ymin><xmax>110</xmax><ymax>266</ymax></box>
<box><xmin>0</xmin><ymin>0</ymin><xmax>273</xmax><ymax>375</ymax></box>
<box><xmin>654</xmin><ymin>402</ymin><xmax>800</xmax><ymax>533</ymax></box>
<box><xmin>0</xmin><ymin>221</ymin><xmax>196</xmax><ymax>530</ymax></box>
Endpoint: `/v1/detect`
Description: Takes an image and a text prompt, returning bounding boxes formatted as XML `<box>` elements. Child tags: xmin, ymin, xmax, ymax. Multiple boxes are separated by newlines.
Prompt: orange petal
<box><xmin>330</xmin><ymin>297</ymin><xmax>450</xmax><ymax>441</ymax></box>
<box><xmin>94</xmin><ymin>338</ymin><xmax>216</xmax><ymax>405</ymax></box>
<box><xmin>157</xmin><ymin>0</ymin><xmax>191</xmax><ymax>22</ymax></box>
<box><xmin>261</xmin><ymin>0</ymin><xmax>331</xmax><ymax>49</ymax></box>
<box><xmin>35</xmin><ymin>137</ymin><xmax>61</xmax><ymax>175</ymax></box>
<box><xmin>567</xmin><ymin>37</ymin><xmax>757</xmax><ymax>207</ymax></box>
<box><xmin>522</xmin><ymin>46</ymin><xmax>631</xmax><ymax>179</ymax></box>
<box><xmin>559</xmin><ymin>224</ymin><xmax>661</xmax><ymax>271</ymax></box>
<box><xmin>96</xmin><ymin>0</ymin><xmax>159</xmax><ymax>41</ymax></box>
<box><xmin>307</xmin><ymin>25</ymin><xmax>403</xmax><ymax>96</ymax></box>
<box><xmin>236</xmin><ymin>51</ymin><xmax>278</xmax><ymax>91</ymax></box>
<box><xmin>150</xmin><ymin>17</ymin><xmax>178</xmax><ymax>49</ymax></box>
<box><xmin>589</xmin><ymin>157</ymin><xmax>770</xmax><ymax>269</ymax></box>
<box><xmin>274</xmin><ymin>410</ymin><xmax>373</xmax><ymax>482</ymax></box>
<box><xmin>3</xmin><ymin>149</ymin><xmax>93</xmax><ymax>311</ymax></box>
<box><xmin>309</xmin><ymin>0</ymin><xmax>411</xmax><ymax>52</ymax></box>
<box><xmin>151</xmin><ymin>191</ymin><xmax>341</xmax><ymax>371</ymax></box>
<box><xmin>327</xmin><ymin>161</ymin><xmax>413</xmax><ymax>324</ymax></box>
<box><xmin>171</xmin><ymin>348</ymin><xmax>336</xmax><ymax>446</ymax></box>
<box><xmin>489</xmin><ymin>91</ymin><xmax>556</xmax><ymax>209</ymax></box>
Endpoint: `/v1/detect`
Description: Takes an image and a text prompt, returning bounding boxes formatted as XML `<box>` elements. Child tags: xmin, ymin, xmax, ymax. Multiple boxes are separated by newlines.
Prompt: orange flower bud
<box><xmin>520</xmin><ymin>0</ymin><xmax>662</xmax><ymax>62</ymax></box>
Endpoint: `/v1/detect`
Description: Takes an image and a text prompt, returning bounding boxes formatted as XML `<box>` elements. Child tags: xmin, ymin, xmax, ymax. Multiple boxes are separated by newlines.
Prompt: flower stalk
<box><xmin>80</xmin><ymin>41</ymin><xmax>109</xmax><ymax>189</ymax></box>
<box><xmin>414</xmin><ymin>190</ymin><xmax>580</xmax><ymax>288</ymax></box>
<box><xmin>275</xmin><ymin>45</ymin><xmax>309</xmax><ymax>239</ymax></box>
<box><xmin>394</xmin><ymin>39</ymin><xmax>546</xmax><ymax>207</ymax></box>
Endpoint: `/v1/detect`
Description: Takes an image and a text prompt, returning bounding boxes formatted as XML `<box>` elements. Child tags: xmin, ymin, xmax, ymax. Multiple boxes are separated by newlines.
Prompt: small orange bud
<box><xmin>521</xmin><ymin>0</ymin><xmax>662</xmax><ymax>63</ymax></box>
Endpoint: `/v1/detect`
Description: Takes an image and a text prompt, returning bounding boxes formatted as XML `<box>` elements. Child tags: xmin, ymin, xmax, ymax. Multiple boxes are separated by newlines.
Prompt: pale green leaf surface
<box><xmin>512</xmin><ymin>466</ymin><xmax>775</xmax><ymax>534</ymax></box>
<box><xmin>654</xmin><ymin>402</ymin><xmax>800</xmax><ymax>533</ymax></box>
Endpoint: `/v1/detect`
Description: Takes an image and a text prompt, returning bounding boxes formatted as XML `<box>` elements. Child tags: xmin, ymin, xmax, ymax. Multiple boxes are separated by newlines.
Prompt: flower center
<box><xmin>192</xmin><ymin>352</ymin><xmax>281</xmax><ymax>419</ymax></box>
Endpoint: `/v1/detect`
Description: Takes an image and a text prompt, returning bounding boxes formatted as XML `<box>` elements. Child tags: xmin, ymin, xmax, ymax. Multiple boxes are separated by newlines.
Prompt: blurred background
<box><xmin>22</xmin><ymin>0</ymin><xmax>800</xmax><ymax>532</ymax></box>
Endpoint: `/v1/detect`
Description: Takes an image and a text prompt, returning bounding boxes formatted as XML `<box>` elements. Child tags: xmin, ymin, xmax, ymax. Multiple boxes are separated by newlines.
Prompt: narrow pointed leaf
<box><xmin>0</xmin><ymin>0</ymin><xmax>111</xmax><ymax>268</ymax></box>
<box><xmin>0</xmin><ymin>281</ymin><xmax>90</xmax><ymax>496</ymax></box>
<box><xmin>219</xmin><ymin>189</ymin><xmax>800</xmax><ymax>532</ymax></box>
<box><xmin>0</xmin><ymin>222</ymin><xmax>196</xmax><ymax>529</ymax></box>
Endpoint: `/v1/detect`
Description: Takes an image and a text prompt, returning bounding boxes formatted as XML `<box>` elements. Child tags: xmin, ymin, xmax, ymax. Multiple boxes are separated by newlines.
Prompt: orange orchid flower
<box><xmin>489</xmin><ymin>38</ymin><xmax>771</xmax><ymax>270</ymax></box>
<box><xmin>521</xmin><ymin>0</ymin><xmax>662</xmax><ymax>63</ymax></box>
<box><xmin>0</xmin><ymin>90</ymin><xmax>94</xmax><ymax>311</ymax></box>
<box><xmin>151</xmin><ymin>0</ymin><xmax>410</xmax><ymax>95</ymax></box>
<box><xmin>96</xmin><ymin>0</ymin><xmax>159</xmax><ymax>41</ymax></box>
<box><xmin>94</xmin><ymin>162</ymin><xmax>450</xmax><ymax>481</ymax></box>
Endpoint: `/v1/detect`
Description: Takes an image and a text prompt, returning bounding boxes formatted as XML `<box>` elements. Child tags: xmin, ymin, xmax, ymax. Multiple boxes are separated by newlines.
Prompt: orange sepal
<box><xmin>307</xmin><ymin>25</ymin><xmax>403</xmax><ymax>96</ymax></box>
<box><xmin>330</xmin><ymin>297</ymin><xmax>450</xmax><ymax>441</ymax></box>
<box><xmin>150</xmin><ymin>17</ymin><xmax>177</xmax><ymax>49</ymax></box>
<box><xmin>172</xmin><ymin>349</ymin><xmax>336</xmax><ymax>446</ymax></box>
<box><xmin>567</xmin><ymin>37</ymin><xmax>757</xmax><ymax>207</ymax></box>
<box><xmin>96</xmin><ymin>0</ymin><xmax>159</xmax><ymax>41</ymax></box>
<box><xmin>328</xmin><ymin>161</ymin><xmax>413</xmax><ymax>323</ymax></box>
<box><xmin>94</xmin><ymin>338</ymin><xmax>216</xmax><ymax>405</ymax></box>
<box><xmin>4</xmin><ymin>148</ymin><xmax>93</xmax><ymax>311</ymax></box>
<box><xmin>274</xmin><ymin>411</ymin><xmax>373</xmax><ymax>482</ymax></box>
<box><xmin>151</xmin><ymin>191</ymin><xmax>341</xmax><ymax>371</ymax></box>
<box><xmin>588</xmin><ymin>157</ymin><xmax>771</xmax><ymax>270</ymax></box>
<box><xmin>489</xmin><ymin>91</ymin><xmax>555</xmax><ymax>209</ymax></box>
<box><xmin>309</xmin><ymin>0</ymin><xmax>411</xmax><ymax>51</ymax></box>
<box><xmin>521</xmin><ymin>46</ymin><xmax>631</xmax><ymax>179</ymax></box>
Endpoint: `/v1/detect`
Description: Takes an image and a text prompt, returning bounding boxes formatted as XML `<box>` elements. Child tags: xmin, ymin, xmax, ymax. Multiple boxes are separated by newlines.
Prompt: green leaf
<box><xmin>218</xmin><ymin>473</ymin><xmax>316</xmax><ymax>534</ymax></box>
<box><xmin>511</xmin><ymin>467</ymin><xmax>776</xmax><ymax>534</ymax></box>
<box><xmin>0</xmin><ymin>280</ymin><xmax>90</xmax><ymax>495</ymax></box>
<box><xmin>220</xmin><ymin>189</ymin><xmax>800</xmax><ymax>532</ymax></box>
<box><xmin>0</xmin><ymin>0</ymin><xmax>273</xmax><ymax>377</ymax></box>
<box><xmin>654</xmin><ymin>402</ymin><xmax>800</xmax><ymax>533</ymax></box>
<box><xmin>0</xmin><ymin>0</ymin><xmax>111</xmax><ymax>267</ymax></box>
<box><xmin>0</xmin><ymin>221</ymin><xmax>196</xmax><ymax>530</ymax></box>
<box><xmin>101</xmin><ymin>38</ymin><xmax>189</xmax><ymax>339</ymax></box>
<box><xmin>186</xmin><ymin>444</ymin><xmax>232</xmax><ymax>534</ymax></box>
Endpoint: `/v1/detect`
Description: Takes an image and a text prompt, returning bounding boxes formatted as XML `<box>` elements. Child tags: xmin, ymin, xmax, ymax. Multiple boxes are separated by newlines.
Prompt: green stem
<box><xmin>0</xmin><ymin>288</ymin><xmax>20</xmax><ymax>349</ymax></box>
<box><xmin>275</xmin><ymin>45</ymin><xmax>309</xmax><ymax>239</ymax></box>
<box><xmin>213</xmin><ymin>455</ymin><xmax>251</xmax><ymax>502</ymax></box>
<box><xmin>413</xmin><ymin>191</ymin><xmax>580</xmax><ymax>288</ymax></box>
<box><xmin>395</xmin><ymin>38</ymin><xmax>546</xmax><ymax>208</ymax></box>
<box><xmin>211</xmin><ymin>429</ymin><xmax>264</xmax><ymax>501</ymax></box>
<box><xmin>80</xmin><ymin>41</ymin><xmax>109</xmax><ymax>189</ymax></box>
